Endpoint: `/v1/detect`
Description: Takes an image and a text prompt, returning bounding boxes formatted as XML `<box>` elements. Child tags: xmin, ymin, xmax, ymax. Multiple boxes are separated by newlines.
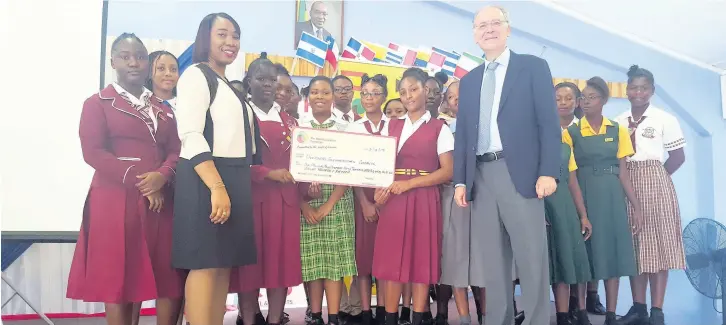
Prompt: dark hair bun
<box><xmin>627</xmin><ymin>65</ymin><xmax>639</xmax><ymax>78</ymax></box>
<box><xmin>372</xmin><ymin>74</ymin><xmax>388</xmax><ymax>86</ymax></box>
<box><xmin>586</xmin><ymin>76</ymin><xmax>610</xmax><ymax>99</ymax></box>
<box><xmin>434</xmin><ymin>71</ymin><xmax>449</xmax><ymax>85</ymax></box>
<box><xmin>361</xmin><ymin>74</ymin><xmax>389</xmax><ymax>97</ymax></box>
<box><xmin>260</xmin><ymin>52</ymin><xmax>268</xmax><ymax>59</ymax></box>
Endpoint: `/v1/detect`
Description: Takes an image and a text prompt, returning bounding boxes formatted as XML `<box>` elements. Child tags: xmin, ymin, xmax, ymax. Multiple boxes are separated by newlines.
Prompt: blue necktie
<box><xmin>476</xmin><ymin>62</ymin><xmax>500</xmax><ymax>155</ymax></box>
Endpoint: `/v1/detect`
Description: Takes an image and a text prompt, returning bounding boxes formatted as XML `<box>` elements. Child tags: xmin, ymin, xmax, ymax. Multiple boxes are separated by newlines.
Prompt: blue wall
<box><xmin>108</xmin><ymin>0</ymin><xmax>724</xmax><ymax>224</ymax></box>
<box><xmin>108</xmin><ymin>3</ymin><xmax>724</xmax><ymax>318</ymax></box>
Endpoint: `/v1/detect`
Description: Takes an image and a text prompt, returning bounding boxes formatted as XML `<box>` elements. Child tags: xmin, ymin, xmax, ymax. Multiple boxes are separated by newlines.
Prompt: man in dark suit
<box><xmin>294</xmin><ymin>1</ymin><xmax>332</xmax><ymax>49</ymax></box>
<box><xmin>453</xmin><ymin>6</ymin><xmax>561</xmax><ymax>325</ymax></box>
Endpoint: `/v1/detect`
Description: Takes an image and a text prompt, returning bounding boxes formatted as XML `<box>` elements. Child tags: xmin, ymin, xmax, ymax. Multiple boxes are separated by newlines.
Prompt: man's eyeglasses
<box><xmin>473</xmin><ymin>19</ymin><xmax>508</xmax><ymax>31</ymax></box>
<box><xmin>334</xmin><ymin>87</ymin><xmax>353</xmax><ymax>94</ymax></box>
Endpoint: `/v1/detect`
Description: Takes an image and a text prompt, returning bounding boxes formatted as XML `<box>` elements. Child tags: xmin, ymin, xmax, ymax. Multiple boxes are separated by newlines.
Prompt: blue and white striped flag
<box><xmin>385</xmin><ymin>51</ymin><xmax>403</xmax><ymax>65</ymax></box>
<box><xmin>295</xmin><ymin>31</ymin><xmax>328</xmax><ymax>68</ymax></box>
<box><xmin>433</xmin><ymin>47</ymin><xmax>460</xmax><ymax>77</ymax></box>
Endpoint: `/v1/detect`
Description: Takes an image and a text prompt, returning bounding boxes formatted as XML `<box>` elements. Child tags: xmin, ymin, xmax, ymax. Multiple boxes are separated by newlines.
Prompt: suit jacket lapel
<box><xmin>499</xmin><ymin>52</ymin><xmax>523</xmax><ymax>113</ymax></box>
<box><xmin>467</xmin><ymin>64</ymin><xmax>486</xmax><ymax>129</ymax></box>
<box><xmin>99</xmin><ymin>85</ymin><xmax>144</xmax><ymax>120</ymax></box>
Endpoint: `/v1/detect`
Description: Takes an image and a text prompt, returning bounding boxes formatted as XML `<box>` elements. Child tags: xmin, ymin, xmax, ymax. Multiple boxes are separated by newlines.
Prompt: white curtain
<box><xmin>103</xmin><ymin>37</ymin><xmax>246</xmax><ymax>87</ymax></box>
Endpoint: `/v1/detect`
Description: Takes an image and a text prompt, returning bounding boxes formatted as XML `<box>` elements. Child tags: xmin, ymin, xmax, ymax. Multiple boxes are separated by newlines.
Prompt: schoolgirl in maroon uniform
<box><xmin>353</xmin><ymin>73</ymin><xmax>390</xmax><ymax>325</ymax></box>
<box><xmin>228</xmin><ymin>54</ymin><xmax>302</xmax><ymax>325</ymax></box>
<box><xmin>373</xmin><ymin>67</ymin><xmax>454</xmax><ymax>325</ymax></box>
<box><xmin>67</xmin><ymin>33</ymin><xmax>184</xmax><ymax>325</ymax></box>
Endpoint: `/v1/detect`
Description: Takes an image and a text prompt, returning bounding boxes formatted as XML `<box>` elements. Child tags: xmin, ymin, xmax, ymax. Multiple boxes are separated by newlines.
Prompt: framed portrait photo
<box><xmin>294</xmin><ymin>0</ymin><xmax>344</xmax><ymax>52</ymax></box>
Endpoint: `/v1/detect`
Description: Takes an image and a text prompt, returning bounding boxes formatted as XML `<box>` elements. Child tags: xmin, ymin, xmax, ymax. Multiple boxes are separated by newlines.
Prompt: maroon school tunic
<box><xmin>354</xmin><ymin>119</ymin><xmax>386</xmax><ymax>276</ymax></box>
<box><xmin>67</xmin><ymin>85</ymin><xmax>185</xmax><ymax>303</ymax></box>
<box><xmin>372</xmin><ymin>118</ymin><xmax>444</xmax><ymax>284</ymax></box>
<box><xmin>229</xmin><ymin>111</ymin><xmax>303</xmax><ymax>291</ymax></box>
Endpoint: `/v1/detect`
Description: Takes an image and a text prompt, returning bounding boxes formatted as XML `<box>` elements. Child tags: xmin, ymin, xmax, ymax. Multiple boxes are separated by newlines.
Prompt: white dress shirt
<box><xmin>333</xmin><ymin>107</ymin><xmax>357</xmax><ymax>123</ymax></box>
<box><xmin>482</xmin><ymin>48</ymin><xmax>511</xmax><ymax>153</ymax></box>
<box><xmin>381</xmin><ymin>111</ymin><xmax>455</xmax><ymax>155</ymax></box>
<box><xmin>250</xmin><ymin>101</ymin><xmax>283</xmax><ymax>123</ymax></box>
<box><xmin>176</xmin><ymin>64</ymin><xmax>256</xmax><ymax>160</ymax></box>
<box><xmin>356</xmin><ymin>113</ymin><xmax>389</xmax><ymax>133</ymax></box>
<box><xmin>112</xmin><ymin>83</ymin><xmax>157</xmax><ymax>130</ymax></box>
<box><xmin>615</xmin><ymin>105</ymin><xmax>686</xmax><ymax>162</ymax></box>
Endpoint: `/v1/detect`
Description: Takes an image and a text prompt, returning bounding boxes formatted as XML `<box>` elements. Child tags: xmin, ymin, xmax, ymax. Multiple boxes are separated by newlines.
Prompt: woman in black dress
<box><xmin>172</xmin><ymin>12</ymin><xmax>260</xmax><ymax>325</ymax></box>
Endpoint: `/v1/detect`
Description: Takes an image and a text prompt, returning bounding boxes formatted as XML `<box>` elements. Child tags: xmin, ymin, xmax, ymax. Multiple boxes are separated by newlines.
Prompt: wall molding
<box><xmin>421</xmin><ymin>0</ymin><xmax>709</xmax><ymax>136</ymax></box>
<box><xmin>533</xmin><ymin>0</ymin><xmax>725</xmax><ymax>75</ymax></box>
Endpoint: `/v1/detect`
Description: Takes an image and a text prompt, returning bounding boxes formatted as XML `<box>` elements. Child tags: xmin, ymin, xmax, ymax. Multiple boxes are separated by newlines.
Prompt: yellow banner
<box><xmin>338</xmin><ymin>59</ymin><xmax>408</xmax><ymax>115</ymax></box>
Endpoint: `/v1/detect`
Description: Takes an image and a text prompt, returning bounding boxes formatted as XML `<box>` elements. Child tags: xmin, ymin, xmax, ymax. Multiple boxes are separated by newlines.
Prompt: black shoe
<box><xmin>604</xmin><ymin>312</ymin><xmax>617</xmax><ymax>325</ymax></box>
<box><xmin>255</xmin><ymin>313</ymin><xmax>267</xmax><ymax>325</ymax></box>
<box><xmin>237</xmin><ymin>315</ymin><xmax>244</xmax><ymax>325</ymax></box>
<box><xmin>477</xmin><ymin>312</ymin><xmax>483</xmax><ymax>325</ymax></box>
<box><xmin>585</xmin><ymin>293</ymin><xmax>606</xmax><ymax>315</ymax></box>
<box><xmin>514</xmin><ymin>311</ymin><xmax>524</xmax><ymax>325</ymax></box>
<box><xmin>576</xmin><ymin>310</ymin><xmax>591</xmax><ymax>325</ymax></box>
<box><xmin>617</xmin><ymin>305</ymin><xmax>648</xmax><ymax>325</ymax></box>
<box><xmin>281</xmin><ymin>312</ymin><xmax>290</xmax><ymax>325</ymax></box>
<box><xmin>347</xmin><ymin>313</ymin><xmax>363</xmax><ymax>325</ymax></box>
<box><xmin>567</xmin><ymin>296</ymin><xmax>580</xmax><ymax>324</ymax></box>
<box><xmin>649</xmin><ymin>308</ymin><xmax>664</xmax><ymax>325</ymax></box>
<box><xmin>556</xmin><ymin>312</ymin><xmax>572</xmax><ymax>325</ymax></box>
<box><xmin>433</xmin><ymin>314</ymin><xmax>448</xmax><ymax>325</ymax></box>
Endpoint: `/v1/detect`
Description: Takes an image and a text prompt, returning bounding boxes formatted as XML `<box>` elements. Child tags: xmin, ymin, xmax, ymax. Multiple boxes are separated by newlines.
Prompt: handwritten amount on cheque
<box><xmin>297</xmin><ymin>154</ymin><xmax>391</xmax><ymax>178</ymax></box>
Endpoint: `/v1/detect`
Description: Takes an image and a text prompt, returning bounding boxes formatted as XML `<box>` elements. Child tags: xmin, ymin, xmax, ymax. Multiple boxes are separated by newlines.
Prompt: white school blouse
<box><xmin>175</xmin><ymin>64</ymin><xmax>257</xmax><ymax>161</ymax></box>
<box><xmin>615</xmin><ymin>105</ymin><xmax>686</xmax><ymax>163</ymax></box>
<box><xmin>380</xmin><ymin>110</ymin><xmax>455</xmax><ymax>155</ymax></box>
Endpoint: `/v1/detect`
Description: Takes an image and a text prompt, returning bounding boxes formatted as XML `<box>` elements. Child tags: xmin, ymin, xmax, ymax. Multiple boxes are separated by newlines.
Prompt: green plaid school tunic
<box><xmin>300</xmin><ymin>121</ymin><xmax>357</xmax><ymax>281</ymax></box>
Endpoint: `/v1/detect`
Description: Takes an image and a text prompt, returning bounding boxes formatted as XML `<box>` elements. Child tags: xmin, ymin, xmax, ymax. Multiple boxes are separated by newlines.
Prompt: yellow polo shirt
<box><xmin>562</xmin><ymin>117</ymin><xmax>634</xmax><ymax>160</ymax></box>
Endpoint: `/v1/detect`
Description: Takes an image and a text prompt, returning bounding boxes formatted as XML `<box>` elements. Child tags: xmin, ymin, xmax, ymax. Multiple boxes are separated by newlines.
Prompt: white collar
<box><xmin>485</xmin><ymin>47</ymin><xmax>511</xmax><ymax>68</ymax></box>
<box><xmin>112</xmin><ymin>83</ymin><xmax>152</xmax><ymax>103</ymax></box>
<box><xmin>627</xmin><ymin>104</ymin><xmax>659</xmax><ymax>118</ymax></box>
<box><xmin>359</xmin><ymin>113</ymin><xmax>388</xmax><ymax>123</ymax></box>
<box><xmin>403</xmin><ymin>110</ymin><xmax>432</xmax><ymax>124</ymax></box>
<box><xmin>333</xmin><ymin>107</ymin><xmax>355</xmax><ymax>120</ymax></box>
<box><xmin>249</xmin><ymin>100</ymin><xmax>281</xmax><ymax>114</ymax></box>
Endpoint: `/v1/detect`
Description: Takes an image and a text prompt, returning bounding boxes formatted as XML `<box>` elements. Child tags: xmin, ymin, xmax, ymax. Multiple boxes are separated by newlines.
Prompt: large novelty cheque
<box><xmin>289</xmin><ymin>127</ymin><xmax>396</xmax><ymax>188</ymax></box>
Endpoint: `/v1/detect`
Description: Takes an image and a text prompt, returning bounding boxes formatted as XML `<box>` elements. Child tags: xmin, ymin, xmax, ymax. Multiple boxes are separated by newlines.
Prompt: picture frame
<box><xmin>293</xmin><ymin>0</ymin><xmax>345</xmax><ymax>53</ymax></box>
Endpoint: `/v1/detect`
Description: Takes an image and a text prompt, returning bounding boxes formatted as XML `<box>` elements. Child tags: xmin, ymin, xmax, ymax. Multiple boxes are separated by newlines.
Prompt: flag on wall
<box><xmin>385</xmin><ymin>51</ymin><xmax>403</xmax><ymax>65</ymax></box>
<box><xmin>433</xmin><ymin>47</ymin><xmax>460</xmax><ymax>76</ymax></box>
<box><xmin>427</xmin><ymin>51</ymin><xmax>446</xmax><ymax>73</ymax></box>
<box><xmin>386</xmin><ymin>43</ymin><xmax>417</xmax><ymax>66</ymax></box>
<box><xmin>342</xmin><ymin>37</ymin><xmax>376</xmax><ymax>61</ymax></box>
<box><xmin>296</xmin><ymin>0</ymin><xmax>309</xmax><ymax>22</ymax></box>
<box><xmin>414</xmin><ymin>50</ymin><xmax>431</xmax><ymax>68</ymax></box>
<box><xmin>363</xmin><ymin>41</ymin><xmax>388</xmax><ymax>62</ymax></box>
<box><xmin>324</xmin><ymin>35</ymin><xmax>339</xmax><ymax>70</ymax></box>
<box><xmin>296</xmin><ymin>31</ymin><xmax>328</xmax><ymax>68</ymax></box>
<box><xmin>454</xmin><ymin>52</ymin><xmax>485</xmax><ymax>79</ymax></box>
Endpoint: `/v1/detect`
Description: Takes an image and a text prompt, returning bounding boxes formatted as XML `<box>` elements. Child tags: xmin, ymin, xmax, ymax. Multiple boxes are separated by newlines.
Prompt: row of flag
<box><xmin>294</xmin><ymin>33</ymin><xmax>487</xmax><ymax>79</ymax></box>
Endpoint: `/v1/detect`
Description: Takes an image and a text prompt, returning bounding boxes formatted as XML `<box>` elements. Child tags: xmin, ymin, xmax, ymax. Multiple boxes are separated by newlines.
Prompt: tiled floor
<box><xmin>3</xmin><ymin>271</ymin><xmax>719</xmax><ymax>325</ymax></box>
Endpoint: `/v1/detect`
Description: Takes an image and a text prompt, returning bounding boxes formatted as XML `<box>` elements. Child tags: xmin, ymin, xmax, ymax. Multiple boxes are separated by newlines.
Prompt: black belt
<box><xmin>476</xmin><ymin>151</ymin><xmax>504</xmax><ymax>163</ymax></box>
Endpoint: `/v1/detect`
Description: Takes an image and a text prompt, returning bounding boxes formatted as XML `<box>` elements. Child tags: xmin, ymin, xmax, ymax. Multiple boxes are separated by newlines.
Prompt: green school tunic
<box><xmin>299</xmin><ymin>121</ymin><xmax>357</xmax><ymax>282</ymax></box>
<box><xmin>565</xmin><ymin>118</ymin><xmax>638</xmax><ymax>280</ymax></box>
<box><xmin>545</xmin><ymin>143</ymin><xmax>592</xmax><ymax>284</ymax></box>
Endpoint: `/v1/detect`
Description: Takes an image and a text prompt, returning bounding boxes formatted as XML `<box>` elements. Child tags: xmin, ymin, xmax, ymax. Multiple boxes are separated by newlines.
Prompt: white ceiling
<box><xmin>544</xmin><ymin>0</ymin><xmax>726</xmax><ymax>73</ymax></box>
